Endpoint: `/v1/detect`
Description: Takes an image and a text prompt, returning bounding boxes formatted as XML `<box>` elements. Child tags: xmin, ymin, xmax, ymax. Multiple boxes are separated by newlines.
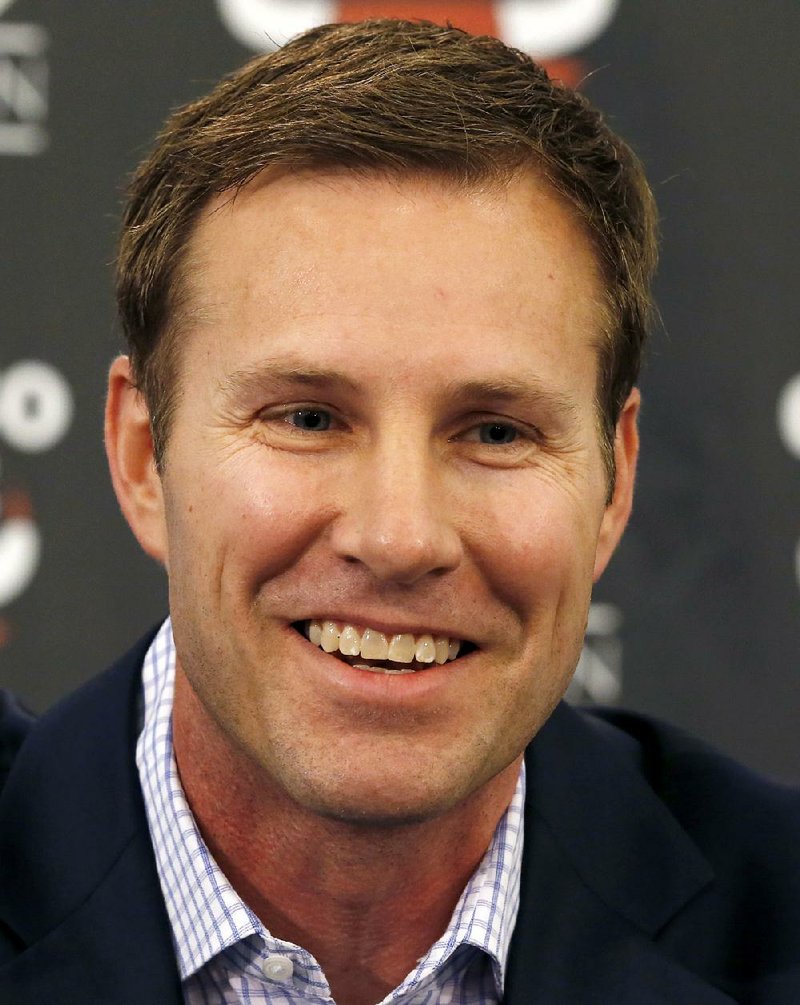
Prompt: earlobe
<box><xmin>104</xmin><ymin>356</ymin><xmax>168</xmax><ymax>564</ymax></box>
<box><xmin>593</xmin><ymin>388</ymin><xmax>640</xmax><ymax>582</ymax></box>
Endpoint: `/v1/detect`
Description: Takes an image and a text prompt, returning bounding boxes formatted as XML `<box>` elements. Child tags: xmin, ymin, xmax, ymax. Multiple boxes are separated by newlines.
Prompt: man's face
<box><xmin>143</xmin><ymin>170</ymin><xmax>635</xmax><ymax>825</ymax></box>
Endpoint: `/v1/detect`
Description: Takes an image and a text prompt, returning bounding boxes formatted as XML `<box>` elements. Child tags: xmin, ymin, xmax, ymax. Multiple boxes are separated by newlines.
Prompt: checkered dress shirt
<box><xmin>136</xmin><ymin>619</ymin><xmax>525</xmax><ymax>1004</ymax></box>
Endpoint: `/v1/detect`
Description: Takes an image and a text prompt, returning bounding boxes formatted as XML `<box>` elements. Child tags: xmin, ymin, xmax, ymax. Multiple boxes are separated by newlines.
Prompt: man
<box><xmin>0</xmin><ymin>18</ymin><xmax>798</xmax><ymax>1005</ymax></box>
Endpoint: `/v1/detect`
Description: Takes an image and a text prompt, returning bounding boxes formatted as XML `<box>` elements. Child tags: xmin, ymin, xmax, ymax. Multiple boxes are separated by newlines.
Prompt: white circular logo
<box><xmin>777</xmin><ymin>372</ymin><xmax>800</xmax><ymax>596</ymax></box>
<box><xmin>0</xmin><ymin>359</ymin><xmax>73</xmax><ymax>453</ymax></box>
<box><xmin>0</xmin><ymin>515</ymin><xmax>40</xmax><ymax>608</ymax></box>
<box><xmin>777</xmin><ymin>372</ymin><xmax>800</xmax><ymax>461</ymax></box>
<box><xmin>216</xmin><ymin>0</ymin><xmax>620</xmax><ymax>57</ymax></box>
<box><xmin>216</xmin><ymin>0</ymin><xmax>334</xmax><ymax>50</ymax></box>
<box><xmin>497</xmin><ymin>0</ymin><xmax>620</xmax><ymax>59</ymax></box>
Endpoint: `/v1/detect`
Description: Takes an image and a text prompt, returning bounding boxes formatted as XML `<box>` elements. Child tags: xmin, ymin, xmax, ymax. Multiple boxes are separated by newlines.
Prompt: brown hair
<box><xmin>117</xmin><ymin>17</ymin><xmax>658</xmax><ymax>485</ymax></box>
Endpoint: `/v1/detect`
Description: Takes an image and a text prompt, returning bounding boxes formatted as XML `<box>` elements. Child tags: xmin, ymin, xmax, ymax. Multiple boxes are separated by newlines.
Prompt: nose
<box><xmin>329</xmin><ymin>434</ymin><xmax>463</xmax><ymax>585</ymax></box>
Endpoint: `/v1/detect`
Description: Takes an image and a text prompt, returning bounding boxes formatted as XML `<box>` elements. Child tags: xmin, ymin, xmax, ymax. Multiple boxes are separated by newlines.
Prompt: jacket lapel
<box><xmin>504</xmin><ymin>703</ymin><xmax>735</xmax><ymax>1004</ymax></box>
<box><xmin>0</xmin><ymin>630</ymin><xmax>183</xmax><ymax>1004</ymax></box>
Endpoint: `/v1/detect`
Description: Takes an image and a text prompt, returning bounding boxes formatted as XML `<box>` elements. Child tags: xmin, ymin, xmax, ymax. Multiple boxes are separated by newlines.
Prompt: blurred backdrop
<box><xmin>1</xmin><ymin>0</ymin><xmax>798</xmax><ymax>779</ymax></box>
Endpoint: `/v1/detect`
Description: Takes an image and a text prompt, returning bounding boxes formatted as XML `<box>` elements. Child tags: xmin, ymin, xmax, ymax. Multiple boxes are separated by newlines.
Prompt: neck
<box><xmin>172</xmin><ymin>668</ymin><xmax>521</xmax><ymax>1005</ymax></box>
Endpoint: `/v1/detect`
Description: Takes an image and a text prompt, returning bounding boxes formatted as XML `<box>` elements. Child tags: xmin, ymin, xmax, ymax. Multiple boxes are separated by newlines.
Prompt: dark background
<box><xmin>2</xmin><ymin>1</ymin><xmax>798</xmax><ymax>780</ymax></box>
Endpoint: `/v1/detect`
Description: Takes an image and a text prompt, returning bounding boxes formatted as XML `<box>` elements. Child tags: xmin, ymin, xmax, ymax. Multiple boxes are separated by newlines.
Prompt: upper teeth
<box><xmin>306</xmin><ymin>620</ymin><xmax>461</xmax><ymax>665</ymax></box>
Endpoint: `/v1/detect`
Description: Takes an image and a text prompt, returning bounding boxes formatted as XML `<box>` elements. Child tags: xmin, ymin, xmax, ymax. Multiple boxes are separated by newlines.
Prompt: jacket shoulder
<box><xmin>0</xmin><ymin>627</ymin><xmax>159</xmax><ymax>801</ymax></box>
<box><xmin>585</xmin><ymin>706</ymin><xmax>800</xmax><ymax>836</ymax></box>
<box><xmin>0</xmin><ymin>690</ymin><xmax>35</xmax><ymax>794</ymax></box>
<box><xmin>584</xmin><ymin>707</ymin><xmax>800</xmax><ymax>989</ymax></box>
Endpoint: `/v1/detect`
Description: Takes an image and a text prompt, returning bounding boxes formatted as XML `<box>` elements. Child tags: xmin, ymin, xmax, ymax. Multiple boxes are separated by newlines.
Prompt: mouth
<box><xmin>293</xmin><ymin>620</ymin><xmax>476</xmax><ymax>674</ymax></box>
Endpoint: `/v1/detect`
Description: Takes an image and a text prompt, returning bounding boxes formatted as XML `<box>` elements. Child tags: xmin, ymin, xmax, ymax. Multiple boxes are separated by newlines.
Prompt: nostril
<box><xmin>330</xmin><ymin>510</ymin><xmax>462</xmax><ymax>584</ymax></box>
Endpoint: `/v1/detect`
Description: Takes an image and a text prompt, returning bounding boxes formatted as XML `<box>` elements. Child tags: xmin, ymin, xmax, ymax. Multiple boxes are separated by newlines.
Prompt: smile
<box><xmin>300</xmin><ymin>620</ymin><xmax>468</xmax><ymax>674</ymax></box>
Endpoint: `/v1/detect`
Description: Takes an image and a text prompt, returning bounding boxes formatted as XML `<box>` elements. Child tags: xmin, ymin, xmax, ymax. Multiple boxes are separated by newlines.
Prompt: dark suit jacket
<box><xmin>1</xmin><ymin>632</ymin><xmax>799</xmax><ymax>1004</ymax></box>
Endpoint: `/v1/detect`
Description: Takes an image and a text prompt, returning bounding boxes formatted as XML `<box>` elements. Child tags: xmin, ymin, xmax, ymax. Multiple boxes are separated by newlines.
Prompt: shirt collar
<box><xmin>136</xmin><ymin>619</ymin><xmax>261</xmax><ymax>979</ymax></box>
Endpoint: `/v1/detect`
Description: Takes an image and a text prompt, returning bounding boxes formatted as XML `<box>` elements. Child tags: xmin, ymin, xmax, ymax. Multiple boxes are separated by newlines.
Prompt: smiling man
<box><xmin>1</xmin><ymin>18</ymin><xmax>799</xmax><ymax>1005</ymax></box>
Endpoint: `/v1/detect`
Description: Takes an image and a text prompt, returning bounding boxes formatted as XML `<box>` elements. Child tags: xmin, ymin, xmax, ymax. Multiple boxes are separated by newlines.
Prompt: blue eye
<box><xmin>479</xmin><ymin>423</ymin><xmax>518</xmax><ymax>445</ymax></box>
<box><xmin>287</xmin><ymin>409</ymin><xmax>331</xmax><ymax>431</ymax></box>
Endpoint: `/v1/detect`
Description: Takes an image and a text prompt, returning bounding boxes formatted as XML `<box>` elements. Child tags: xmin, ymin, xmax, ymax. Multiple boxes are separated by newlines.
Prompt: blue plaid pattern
<box><xmin>137</xmin><ymin>619</ymin><xmax>525</xmax><ymax>1004</ymax></box>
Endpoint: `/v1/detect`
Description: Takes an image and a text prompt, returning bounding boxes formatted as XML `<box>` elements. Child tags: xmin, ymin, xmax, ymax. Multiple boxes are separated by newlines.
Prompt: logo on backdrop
<box><xmin>777</xmin><ymin>373</ymin><xmax>800</xmax><ymax>594</ymax></box>
<box><xmin>0</xmin><ymin>0</ymin><xmax>48</xmax><ymax>156</ymax></box>
<box><xmin>0</xmin><ymin>361</ymin><xmax>73</xmax><ymax>647</ymax></box>
<box><xmin>216</xmin><ymin>0</ymin><xmax>620</xmax><ymax>84</ymax></box>
<box><xmin>566</xmin><ymin>601</ymin><xmax>622</xmax><ymax>704</ymax></box>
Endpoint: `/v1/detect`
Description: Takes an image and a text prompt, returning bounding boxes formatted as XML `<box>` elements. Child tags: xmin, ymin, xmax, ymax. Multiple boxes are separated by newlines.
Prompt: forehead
<box><xmin>175</xmin><ymin>169</ymin><xmax>605</xmax><ymax>395</ymax></box>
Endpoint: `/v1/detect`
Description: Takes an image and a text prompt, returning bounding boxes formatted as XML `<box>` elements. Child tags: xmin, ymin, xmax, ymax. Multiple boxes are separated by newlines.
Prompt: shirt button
<box><xmin>262</xmin><ymin>955</ymin><xmax>294</xmax><ymax>982</ymax></box>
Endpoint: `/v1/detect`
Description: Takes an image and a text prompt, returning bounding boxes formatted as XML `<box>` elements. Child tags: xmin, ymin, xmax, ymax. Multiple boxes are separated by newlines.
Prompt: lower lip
<box><xmin>285</xmin><ymin>626</ymin><xmax>469</xmax><ymax>705</ymax></box>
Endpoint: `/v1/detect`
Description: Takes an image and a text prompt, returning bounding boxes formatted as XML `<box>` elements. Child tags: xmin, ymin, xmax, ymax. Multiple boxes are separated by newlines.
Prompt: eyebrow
<box><xmin>217</xmin><ymin>360</ymin><xmax>361</xmax><ymax>400</ymax></box>
<box><xmin>441</xmin><ymin>377</ymin><xmax>581</xmax><ymax>421</ymax></box>
<box><xmin>217</xmin><ymin>360</ymin><xmax>580</xmax><ymax>420</ymax></box>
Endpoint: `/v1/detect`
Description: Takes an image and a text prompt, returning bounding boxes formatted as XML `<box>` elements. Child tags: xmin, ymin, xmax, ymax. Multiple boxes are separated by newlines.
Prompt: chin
<box><xmin>277</xmin><ymin>760</ymin><xmax>475</xmax><ymax>830</ymax></box>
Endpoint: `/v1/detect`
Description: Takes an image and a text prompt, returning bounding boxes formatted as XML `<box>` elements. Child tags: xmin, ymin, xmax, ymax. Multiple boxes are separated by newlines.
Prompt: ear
<box><xmin>104</xmin><ymin>355</ymin><xmax>168</xmax><ymax>564</ymax></box>
<box><xmin>593</xmin><ymin>388</ymin><xmax>640</xmax><ymax>582</ymax></box>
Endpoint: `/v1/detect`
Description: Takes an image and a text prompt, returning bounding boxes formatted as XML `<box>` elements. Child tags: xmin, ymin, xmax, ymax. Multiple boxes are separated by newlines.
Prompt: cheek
<box><xmin>165</xmin><ymin>449</ymin><xmax>337</xmax><ymax>594</ymax></box>
<box><xmin>468</xmin><ymin>479</ymin><xmax>604</xmax><ymax>619</ymax></box>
